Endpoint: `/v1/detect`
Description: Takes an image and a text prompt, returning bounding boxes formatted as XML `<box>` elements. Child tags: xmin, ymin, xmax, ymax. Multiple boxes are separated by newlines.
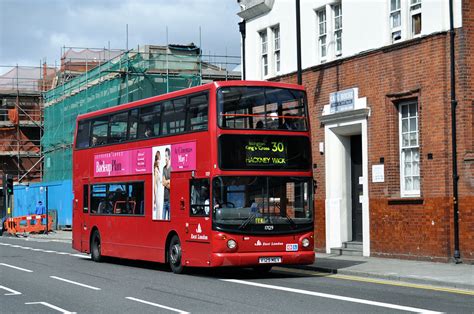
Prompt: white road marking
<box><xmin>50</xmin><ymin>276</ymin><xmax>101</xmax><ymax>291</ymax></box>
<box><xmin>223</xmin><ymin>279</ymin><xmax>442</xmax><ymax>314</ymax></box>
<box><xmin>0</xmin><ymin>241</ymin><xmax>89</xmax><ymax>258</ymax></box>
<box><xmin>0</xmin><ymin>263</ymin><xmax>33</xmax><ymax>273</ymax></box>
<box><xmin>69</xmin><ymin>253</ymin><xmax>90</xmax><ymax>259</ymax></box>
<box><xmin>25</xmin><ymin>301</ymin><xmax>75</xmax><ymax>314</ymax></box>
<box><xmin>0</xmin><ymin>285</ymin><xmax>22</xmax><ymax>295</ymax></box>
<box><xmin>126</xmin><ymin>297</ymin><xmax>190</xmax><ymax>314</ymax></box>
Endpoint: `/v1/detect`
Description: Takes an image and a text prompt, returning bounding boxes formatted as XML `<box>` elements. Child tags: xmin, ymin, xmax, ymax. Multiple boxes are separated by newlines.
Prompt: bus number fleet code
<box><xmin>245</xmin><ymin>140</ymin><xmax>287</xmax><ymax>166</ymax></box>
<box><xmin>94</xmin><ymin>142</ymin><xmax>196</xmax><ymax>177</ymax></box>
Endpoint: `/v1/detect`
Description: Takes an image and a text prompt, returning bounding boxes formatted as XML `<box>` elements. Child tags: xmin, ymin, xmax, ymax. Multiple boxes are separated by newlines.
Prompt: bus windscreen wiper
<box><xmin>238</xmin><ymin>214</ymin><xmax>255</xmax><ymax>230</ymax></box>
<box><xmin>285</xmin><ymin>214</ymin><xmax>297</xmax><ymax>229</ymax></box>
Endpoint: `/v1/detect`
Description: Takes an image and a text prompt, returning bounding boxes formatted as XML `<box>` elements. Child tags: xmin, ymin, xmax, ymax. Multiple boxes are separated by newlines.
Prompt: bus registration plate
<box><xmin>258</xmin><ymin>257</ymin><xmax>282</xmax><ymax>264</ymax></box>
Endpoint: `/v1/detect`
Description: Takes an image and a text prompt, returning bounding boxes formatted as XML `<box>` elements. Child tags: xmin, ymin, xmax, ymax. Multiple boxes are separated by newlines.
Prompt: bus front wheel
<box><xmin>91</xmin><ymin>230</ymin><xmax>103</xmax><ymax>263</ymax></box>
<box><xmin>168</xmin><ymin>235</ymin><xmax>184</xmax><ymax>274</ymax></box>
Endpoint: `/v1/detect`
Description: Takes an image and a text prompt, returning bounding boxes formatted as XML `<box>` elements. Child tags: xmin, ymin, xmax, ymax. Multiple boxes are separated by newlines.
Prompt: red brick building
<box><xmin>238</xmin><ymin>0</ymin><xmax>473</xmax><ymax>262</ymax></box>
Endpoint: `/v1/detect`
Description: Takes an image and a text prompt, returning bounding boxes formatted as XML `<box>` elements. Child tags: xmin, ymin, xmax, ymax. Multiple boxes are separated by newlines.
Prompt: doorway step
<box><xmin>330</xmin><ymin>241</ymin><xmax>363</xmax><ymax>256</ymax></box>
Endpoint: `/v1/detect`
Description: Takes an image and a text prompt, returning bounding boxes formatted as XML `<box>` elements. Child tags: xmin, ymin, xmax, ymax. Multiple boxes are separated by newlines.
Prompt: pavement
<box><xmin>8</xmin><ymin>230</ymin><xmax>474</xmax><ymax>291</ymax></box>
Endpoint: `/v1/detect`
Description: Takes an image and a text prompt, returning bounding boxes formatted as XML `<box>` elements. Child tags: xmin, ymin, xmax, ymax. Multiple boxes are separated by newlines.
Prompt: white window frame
<box><xmin>272</xmin><ymin>25</ymin><xmax>280</xmax><ymax>73</ymax></box>
<box><xmin>259</xmin><ymin>30</ymin><xmax>268</xmax><ymax>77</ymax></box>
<box><xmin>390</xmin><ymin>0</ymin><xmax>402</xmax><ymax>42</ymax></box>
<box><xmin>333</xmin><ymin>3</ymin><xmax>342</xmax><ymax>56</ymax></box>
<box><xmin>316</xmin><ymin>8</ymin><xmax>327</xmax><ymax>61</ymax></box>
<box><xmin>410</xmin><ymin>0</ymin><xmax>422</xmax><ymax>37</ymax></box>
<box><xmin>399</xmin><ymin>100</ymin><xmax>420</xmax><ymax>197</ymax></box>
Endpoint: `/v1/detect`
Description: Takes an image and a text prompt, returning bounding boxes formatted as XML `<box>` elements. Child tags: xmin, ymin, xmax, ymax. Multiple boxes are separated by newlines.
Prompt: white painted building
<box><xmin>237</xmin><ymin>0</ymin><xmax>462</xmax><ymax>80</ymax></box>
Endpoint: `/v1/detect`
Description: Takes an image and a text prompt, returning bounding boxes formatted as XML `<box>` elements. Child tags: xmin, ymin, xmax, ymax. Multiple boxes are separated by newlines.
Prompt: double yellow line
<box><xmin>273</xmin><ymin>267</ymin><xmax>474</xmax><ymax>296</ymax></box>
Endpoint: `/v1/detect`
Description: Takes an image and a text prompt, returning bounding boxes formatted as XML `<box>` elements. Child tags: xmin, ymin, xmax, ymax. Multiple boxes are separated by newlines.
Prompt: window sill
<box><xmin>387</xmin><ymin>197</ymin><xmax>424</xmax><ymax>205</ymax></box>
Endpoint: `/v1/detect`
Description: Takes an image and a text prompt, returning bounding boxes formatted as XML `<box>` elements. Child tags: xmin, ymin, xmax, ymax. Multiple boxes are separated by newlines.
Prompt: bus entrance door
<box><xmin>73</xmin><ymin>180</ymin><xmax>88</xmax><ymax>251</ymax></box>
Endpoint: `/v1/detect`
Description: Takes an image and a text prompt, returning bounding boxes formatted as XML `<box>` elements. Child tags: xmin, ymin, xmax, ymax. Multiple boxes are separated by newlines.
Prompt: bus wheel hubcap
<box><xmin>170</xmin><ymin>244</ymin><xmax>181</xmax><ymax>264</ymax></box>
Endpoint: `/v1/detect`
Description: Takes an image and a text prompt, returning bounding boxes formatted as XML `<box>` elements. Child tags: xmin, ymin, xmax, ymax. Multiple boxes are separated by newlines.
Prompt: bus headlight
<box><xmin>302</xmin><ymin>238</ymin><xmax>310</xmax><ymax>248</ymax></box>
<box><xmin>227</xmin><ymin>239</ymin><xmax>237</xmax><ymax>249</ymax></box>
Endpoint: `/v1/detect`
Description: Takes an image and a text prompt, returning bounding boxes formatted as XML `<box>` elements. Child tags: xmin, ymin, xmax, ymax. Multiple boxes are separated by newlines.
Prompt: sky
<box><xmin>0</xmin><ymin>0</ymin><xmax>241</xmax><ymax>70</ymax></box>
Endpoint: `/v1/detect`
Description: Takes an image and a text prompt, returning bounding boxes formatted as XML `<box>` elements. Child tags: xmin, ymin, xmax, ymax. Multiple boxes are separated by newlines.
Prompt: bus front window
<box><xmin>212</xmin><ymin>176</ymin><xmax>313</xmax><ymax>233</ymax></box>
<box><xmin>217</xmin><ymin>87</ymin><xmax>308</xmax><ymax>130</ymax></box>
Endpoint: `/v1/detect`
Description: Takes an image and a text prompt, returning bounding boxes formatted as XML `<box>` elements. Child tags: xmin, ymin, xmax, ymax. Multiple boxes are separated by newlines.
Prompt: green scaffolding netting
<box><xmin>42</xmin><ymin>51</ymin><xmax>202</xmax><ymax>182</ymax></box>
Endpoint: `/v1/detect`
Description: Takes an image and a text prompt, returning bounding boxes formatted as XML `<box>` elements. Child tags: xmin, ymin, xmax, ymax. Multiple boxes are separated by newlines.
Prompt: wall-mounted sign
<box><xmin>94</xmin><ymin>148</ymin><xmax>151</xmax><ymax>177</ymax></box>
<box><xmin>372</xmin><ymin>164</ymin><xmax>385</xmax><ymax>183</ymax></box>
<box><xmin>330</xmin><ymin>88</ymin><xmax>356</xmax><ymax>113</ymax></box>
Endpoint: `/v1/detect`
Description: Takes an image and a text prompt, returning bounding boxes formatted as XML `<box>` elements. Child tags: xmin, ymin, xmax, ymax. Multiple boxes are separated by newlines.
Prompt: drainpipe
<box><xmin>238</xmin><ymin>20</ymin><xmax>246</xmax><ymax>80</ymax></box>
<box><xmin>449</xmin><ymin>0</ymin><xmax>460</xmax><ymax>263</ymax></box>
<box><xmin>296</xmin><ymin>0</ymin><xmax>302</xmax><ymax>85</ymax></box>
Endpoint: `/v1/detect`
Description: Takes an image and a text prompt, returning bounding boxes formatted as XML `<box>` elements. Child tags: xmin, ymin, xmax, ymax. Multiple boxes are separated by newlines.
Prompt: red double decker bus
<box><xmin>72</xmin><ymin>80</ymin><xmax>314</xmax><ymax>273</ymax></box>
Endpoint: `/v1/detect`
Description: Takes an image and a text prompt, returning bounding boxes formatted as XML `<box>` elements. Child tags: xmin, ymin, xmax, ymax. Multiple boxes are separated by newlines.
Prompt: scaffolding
<box><xmin>0</xmin><ymin>64</ymin><xmax>55</xmax><ymax>185</ymax></box>
<box><xmin>42</xmin><ymin>45</ymin><xmax>240</xmax><ymax>182</ymax></box>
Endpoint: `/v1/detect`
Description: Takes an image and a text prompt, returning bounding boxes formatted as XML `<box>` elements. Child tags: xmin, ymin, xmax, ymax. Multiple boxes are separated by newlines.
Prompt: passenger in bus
<box><xmin>91</xmin><ymin>136</ymin><xmax>98</xmax><ymax>146</ymax></box>
<box><xmin>144</xmin><ymin>126</ymin><xmax>154</xmax><ymax>138</ymax></box>
<box><xmin>268</xmin><ymin>112</ymin><xmax>280</xmax><ymax>129</ymax></box>
<box><xmin>255</xmin><ymin>120</ymin><xmax>264</xmax><ymax>129</ymax></box>
<box><xmin>98</xmin><ymin>199</ymin><xmax>112</xmax><ymax>214</ymax></box>
<box><xmin>281</xmin><ymin>114</ymin><xmax>295</xmax><ymax>130</ymax></box>
<box><xmin>162</xmin><ymin>147</ymin><xmax>171</xmax><ymax>220</ymax></box>
<box><xmin>113</xmin><ymin>188</ymin><xmax>127</xmax><ymax>214</ymax></box>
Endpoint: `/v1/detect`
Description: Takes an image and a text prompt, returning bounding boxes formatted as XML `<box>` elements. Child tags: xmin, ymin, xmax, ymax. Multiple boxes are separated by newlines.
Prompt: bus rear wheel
<box><xmin>168</xmin><ymin>235</ymin><xmax>184</xmax><ymax>274</ymax></box>
<box><xmin>91</xmin><ymin>230</ymin><xmax>103</xmax><ymax>263</ymax></box>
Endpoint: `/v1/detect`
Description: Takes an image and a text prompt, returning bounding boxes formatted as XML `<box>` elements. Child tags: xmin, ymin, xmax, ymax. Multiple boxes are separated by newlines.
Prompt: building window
<box><xmin>272</xmin><ymin>25</ymin><xmax>280</xmax><ymax>73</ymax></box>
<box><xmin>399</xmin><ymin>101</ymin><xmax>420</xmax><ymax>197</ymax></box>
<box><xmin>260</xmin><ymin>30</ymin><xmax>268</xmax><ymax>77</ymax></box>
<box><xmin>333</xmin><ymin>3</ymin><xmax>342</xmax><ymax>55</ymax></box>
<box><xmin>390</xmin><ymin>0</ymin><xmax>401</xmax><ymax>41</ymax></box>
<box><xmin>410</xmin><ymin>0</ymin><xmax>422</xmax><ymax>36</ymax></box>
<box><xmin>317</xmin><ymin>9</ymin><xmax>327</xmax><ymax>59</ymax></box>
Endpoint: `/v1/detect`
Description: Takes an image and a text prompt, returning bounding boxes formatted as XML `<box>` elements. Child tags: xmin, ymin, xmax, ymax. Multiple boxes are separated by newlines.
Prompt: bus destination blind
<box><xmin>219</xmin><ymin>135</ymin><xmax>311</xmax><ymax>170</ymax></box>
<box><xmin>245</xmin><ymin>139</ymin><xmax>287</xmax><ymax>166</ymax></box>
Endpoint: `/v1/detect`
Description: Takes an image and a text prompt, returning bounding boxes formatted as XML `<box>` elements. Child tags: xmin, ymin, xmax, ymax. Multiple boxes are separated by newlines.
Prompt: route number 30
<box><xmin>271</xmin><ymin>142</ymin><xmax>285</xmax><ymax>152</ymax></box>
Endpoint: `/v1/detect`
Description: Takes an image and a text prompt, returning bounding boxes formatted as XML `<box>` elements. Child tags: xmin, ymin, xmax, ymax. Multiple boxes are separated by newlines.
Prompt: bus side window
<box><xmin>187</xmin><ymin>93</ymin><xmax>208</xmax><ymax>131</ymax></box>
<box><xmin>90</xmin><ymin>184</ymin><xmax>107</xmax><ymax>214</ymax></box>
<box><xmin>108</xmin><ymin>111</ymin><xmax>128</xmax><ymax>144</ymax></box>
<box><xmin>162</xmin><ymin>98</ymin><xmax>185</xmax><ymax>135</ymax></box>
<box><xmin>90</xmin><ymin>116</ymin><xmax>109</xmax><ymax>146</ymax></box>
<box><xmin>128</xmin><ymin>109</ymin><xmax>139</xmax><ymax>140</ymax></box>
<box><xmin>83</xmin><ymin>185</ymin><xmax>89</xmax><ymax>213</ymax></box>
<box><xmin>138</xmin><ymin>103</ymin><xmax>161</xmax><ymax>138</ymax></box>
<box><xmin>190</xmin><ymin>179</ymin><xmax>210</xmax><ymax>216</ymax></box>
<box><xmin>76</xmin><ymin>120</ymin><xmax>90</xmax><ymax>148</ymax></box>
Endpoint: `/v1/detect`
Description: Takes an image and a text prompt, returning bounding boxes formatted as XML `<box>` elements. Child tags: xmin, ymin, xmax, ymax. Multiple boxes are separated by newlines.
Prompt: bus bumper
<box><xmin>210</xmin><ymin>250</ymin><xmax>315</xmax><ymax>267</ymax></box>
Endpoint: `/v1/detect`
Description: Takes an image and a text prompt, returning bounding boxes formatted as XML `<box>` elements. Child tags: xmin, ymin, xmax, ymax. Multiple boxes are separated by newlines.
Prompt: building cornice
<box><xmin>237</xmin><ymin>0</ymin><xmax>274</xmax><ymax>20</ymax></box>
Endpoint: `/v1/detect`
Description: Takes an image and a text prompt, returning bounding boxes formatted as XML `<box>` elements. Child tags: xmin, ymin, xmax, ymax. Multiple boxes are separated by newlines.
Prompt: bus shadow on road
<box><xmin>86</xmin><ymin>256</ymin><xmax>321</xmax><ymax>280</ymax></box>
<box><xmin>188</xmin><ymin>266</ymin><xmax>317</xmax><ymax>280</ymax></box>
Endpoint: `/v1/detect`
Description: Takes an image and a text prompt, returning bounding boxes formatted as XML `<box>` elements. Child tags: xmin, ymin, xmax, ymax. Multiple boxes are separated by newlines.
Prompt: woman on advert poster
<box><xmin>153</xmin><ymin>150</ymin><xmax>163</xmax><ymax>219</ymax></box>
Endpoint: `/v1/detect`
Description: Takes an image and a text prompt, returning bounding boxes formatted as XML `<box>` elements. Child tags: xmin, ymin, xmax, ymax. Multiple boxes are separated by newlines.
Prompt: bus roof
<box><xmin>76</xmin><ymin>80</ymin><xmax>305</xmax><ymax>121</ymax></box>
